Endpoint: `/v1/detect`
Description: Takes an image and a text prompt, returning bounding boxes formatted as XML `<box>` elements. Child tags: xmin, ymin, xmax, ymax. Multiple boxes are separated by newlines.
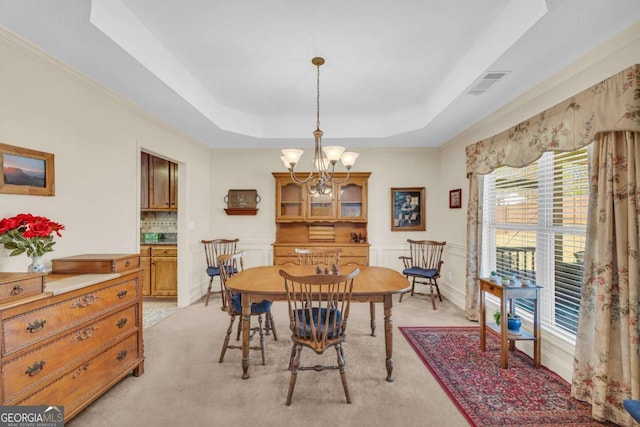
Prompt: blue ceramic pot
<box><xmin>507</xmin><ymin>316</ymin><xmax>522</xmax><ymax>331</ymax></box>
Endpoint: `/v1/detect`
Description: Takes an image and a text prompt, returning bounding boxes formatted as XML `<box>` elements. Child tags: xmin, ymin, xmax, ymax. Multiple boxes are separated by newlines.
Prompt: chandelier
<box><xmin>281</xmin><ymin>57</ymin><xmax>359</xmax><ymax>195</ymax></box>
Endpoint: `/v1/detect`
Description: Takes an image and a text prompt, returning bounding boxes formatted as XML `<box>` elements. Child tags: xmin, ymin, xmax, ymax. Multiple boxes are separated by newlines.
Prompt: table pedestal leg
<box><xmin>383</xmin><ymin>295</ymin><xmax>394</xmax><ymax>382</ymax></box>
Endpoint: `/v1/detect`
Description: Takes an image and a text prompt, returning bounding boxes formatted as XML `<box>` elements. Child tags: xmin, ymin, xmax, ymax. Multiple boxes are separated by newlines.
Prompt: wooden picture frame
<box><xmin>0</xmin><ymin>143</ymin><xmax>55</xmax><ymax>196</ymax></box>
<box><xmin>449</xmin><ymin>188</ymin><xmax>462</xmax><ymax>209</ymax></box>
<box><xmin>391</xmin><ymin>187</ymin><xmax>425</xmax><ymax>231</ymax></box>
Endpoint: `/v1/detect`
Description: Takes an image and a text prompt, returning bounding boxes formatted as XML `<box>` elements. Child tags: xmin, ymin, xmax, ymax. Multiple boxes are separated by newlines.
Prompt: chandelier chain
<box><xmin>316</xmin><ymin>61</ymin><xmax>321</xmax><ymax>131</ymax></box>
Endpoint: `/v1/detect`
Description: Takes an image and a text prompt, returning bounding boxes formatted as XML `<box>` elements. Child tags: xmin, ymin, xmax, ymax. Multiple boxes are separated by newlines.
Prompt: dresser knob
<box><xmin>117</xmin><ymin>350</ymin><xmax>128</xmax><ymax>361</ymax></box>
<box><xmin>117</xmin><ymin>318</ymin><xmax>128</xmax><ymax>328</ymax></box>
<box><xmin>117</xmin><ymin>290</ymin><xmax>128</xmax><ymax>299</ymax></box>
<box><xmin>10</xmin><ymin>285</ymin><xmax>23</xmax><ymax>296</ymax></box>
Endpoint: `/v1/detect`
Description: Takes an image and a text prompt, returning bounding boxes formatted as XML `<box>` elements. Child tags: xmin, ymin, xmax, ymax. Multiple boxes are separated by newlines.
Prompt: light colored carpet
<box><xmin>68</xmin><ymin>293</ymin><xmax>476</xmax><ymax>427</ymax></box>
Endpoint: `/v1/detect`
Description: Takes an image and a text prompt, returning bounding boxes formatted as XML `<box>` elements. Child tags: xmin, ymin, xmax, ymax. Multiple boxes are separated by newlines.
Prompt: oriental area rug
<box><xmin>399</xmin><ymin>326</ymin><xmax>613</xmax><ymax>427</ymax></box>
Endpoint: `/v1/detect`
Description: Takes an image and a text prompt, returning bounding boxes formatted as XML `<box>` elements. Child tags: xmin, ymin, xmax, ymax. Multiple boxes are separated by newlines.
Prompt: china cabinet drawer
<box><xmin>2</xmin><ymin>277</ymin><xmax>137</xmax><ymax>356</ymax></box>
<box><xmin>2</xmin><ymin>305</ymin><xmax>136</xmax><ymax>401</ymax></box>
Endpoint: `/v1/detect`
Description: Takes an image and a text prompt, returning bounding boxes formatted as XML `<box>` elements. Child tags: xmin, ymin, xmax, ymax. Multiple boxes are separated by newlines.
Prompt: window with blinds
<box><xmin>481</xmin><ymin>148</ymin><xmax>589</xmax><ymax>336</ymax></box>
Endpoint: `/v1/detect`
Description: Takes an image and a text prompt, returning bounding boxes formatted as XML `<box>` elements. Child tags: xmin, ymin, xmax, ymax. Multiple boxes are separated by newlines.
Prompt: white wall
<box><xmin>0</xmin><ymin>29</ymin><xmax>212</xmax><ymax>307</ymax></box>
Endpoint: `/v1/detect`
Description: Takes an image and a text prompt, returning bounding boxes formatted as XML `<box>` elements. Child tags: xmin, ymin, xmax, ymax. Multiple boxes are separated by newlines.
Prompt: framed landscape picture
<box><xmin>0</xmin><ymin>143</ymin><xmax>55</xmax><ymax>196</ymax></box>
<box><xmin>391</xmin><ymin>187</ymin><xmax>425</xmax><ymax>231</ymax></box>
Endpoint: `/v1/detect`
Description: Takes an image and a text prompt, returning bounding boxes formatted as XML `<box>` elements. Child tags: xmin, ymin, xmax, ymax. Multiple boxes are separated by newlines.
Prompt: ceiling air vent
<box><xmin>467</xmin><ymin>71</ymin><xmax>510</xmax><ymax>95</ymax></box>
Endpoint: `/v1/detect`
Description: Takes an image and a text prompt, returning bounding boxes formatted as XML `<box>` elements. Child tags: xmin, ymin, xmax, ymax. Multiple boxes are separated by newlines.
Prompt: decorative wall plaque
<box><xmin>224</xmin><ymin>189</ymin><xmax>260</xmax><ymax>215</ymax></box>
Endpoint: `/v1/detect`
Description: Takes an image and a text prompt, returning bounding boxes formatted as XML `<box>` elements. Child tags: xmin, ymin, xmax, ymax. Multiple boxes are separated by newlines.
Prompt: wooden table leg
<box><xmin>241</xmin><ymin>292</ymin><xmax>251</xmax><ymax>379</ymax></box>
<box><xmin>369</xmin><ymin>301</ymin><xmax>376</xmax><ymax>337</ymax></box>
<box><xmin>479</xmin><ymin>287</ymin><xmax>486</xmax><ymax>352</ymax></box>
<box><xmin>383</xmin><ymin>295</ymin><xmax>394</xmax><ymax>382</ymax></box>
<box><xmin>500</xmin><ymin>296</ymin><xmax>509</xmax><ymax>369</ymax></box>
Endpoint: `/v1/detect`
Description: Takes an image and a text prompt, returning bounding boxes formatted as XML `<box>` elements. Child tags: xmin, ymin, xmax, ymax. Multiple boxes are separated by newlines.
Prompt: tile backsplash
<box><xmin>141</xmin><ymin>211</ymin><xmax>177</xmax><ymax>243</ymax></box>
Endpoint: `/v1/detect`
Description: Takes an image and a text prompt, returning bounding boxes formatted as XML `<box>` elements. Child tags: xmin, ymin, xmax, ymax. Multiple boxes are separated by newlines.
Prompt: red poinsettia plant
<box><xmin>0</xmin><ymin>213</ymin><xmax>65</xmax><ymax>257</ymax></box>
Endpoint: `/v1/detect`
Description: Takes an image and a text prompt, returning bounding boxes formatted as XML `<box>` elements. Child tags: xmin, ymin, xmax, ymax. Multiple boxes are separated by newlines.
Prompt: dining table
<box><xmin>225</xmin><ymin>264</ymin><xmax>410</xmax><ymax>382</ymax></box>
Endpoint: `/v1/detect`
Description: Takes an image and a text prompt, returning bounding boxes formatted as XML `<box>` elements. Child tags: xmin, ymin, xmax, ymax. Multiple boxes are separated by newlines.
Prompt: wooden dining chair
<box><xmin>294</xmin><ymin>247</ymin><xmax>378</xmax><ymax>336</ymax></box>
<box><xmin>294</xmin><ymin>247</ymin><xmax>342</xmax><ymax>268</ymax></box>
<box><xmin>399</xmin><ymin>239</ymin><xmax>446</xmax><ymax>309</ymax></box>
<box><xmin>279</xmin><ymin>268</ymin><xmax>359</xmax><ymax>405</ymax></box>
<box><xmin>218</xmin><ymin>252</ymin><xmax>277</xmax><ymax>365</ymax></box>
<box><xmin>201</xmin><ymin>238</ymin><xmax>239</xmax><ymax>307</ymax></box>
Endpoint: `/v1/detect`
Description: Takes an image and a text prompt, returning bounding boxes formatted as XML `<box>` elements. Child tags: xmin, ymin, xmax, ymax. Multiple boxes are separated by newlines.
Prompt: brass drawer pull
<box><xmin>117</xmin><ymin>290</ymin><xmax>128</xmax><ymax>299</ymax></box>
<box><xmin>26</xmin><ymin>360</ymin><xmax>46</xmax><ymax>376</ymax></box>
<box><xmin>125</xmin><ymin>260</ymin><xmax>131</xmax><ymax>267</ymax></box>
<box><xmin>26</xmin><ymin>319</ymin><xmax>47</xmax><ymax>333</ymax></box>
<box><xmin>10</xmin><ymin>285</ymin><xmax>23</xmax><ymax>296</ymax></box>
<box><xmin>117</xmin><ymin>318</ymin><xmax>128</xmax><ymax>328</ymax></box>
<box><xmin>117</xmin><ymin>350</ymin><xmax>128</xmax><ymax>361</ymax></box>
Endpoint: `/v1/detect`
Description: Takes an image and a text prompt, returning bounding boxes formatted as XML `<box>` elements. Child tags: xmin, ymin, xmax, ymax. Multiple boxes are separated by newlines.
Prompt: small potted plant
<box><xmin>493</xmin><ymin>310</ymin><xmax>501</xmax><ymax>325</ymax></box>
<box><xmin>507</xmin><ymin>313</ymin><xmax>522</xmax><ymax>331</ymax></box>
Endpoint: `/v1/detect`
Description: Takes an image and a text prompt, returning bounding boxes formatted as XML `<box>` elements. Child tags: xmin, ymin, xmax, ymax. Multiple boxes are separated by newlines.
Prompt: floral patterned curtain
<box><xmin>464</xmin><ymin>64</ymin><xmax>640</xmax><ymax>424</ymax></box>
<box><xmin>572</xmin><ymin>131</ymin><xmax>639</xmax><ymax>426</ymax></box>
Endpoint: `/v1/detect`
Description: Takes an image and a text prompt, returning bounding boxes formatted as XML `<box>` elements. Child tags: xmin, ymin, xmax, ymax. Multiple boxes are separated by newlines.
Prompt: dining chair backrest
<box><xmin>201</xmin><ymin>238</ymin><xmax>239</xmax><ymax>306</ymax></box>
<box><xmin>202</xmin><ymin>238</ymin><xmax>239</xmax><ymax>271</ymax></box>
<box><xmin>280</xmin><ymin>268</ymin><xmax>358</xmax><ymax>354</ymax></box>
<box><xmin>217</xmin><ymin>251</ymin><xmax>245</xmax><ymax>314</ymax></box>
<box><xmin>405</xmin><ymin>239</ymin><xmax>445</xmax><ymax>271</ymax></box>
<box><xmin>294</xmin><ymin>247</ymin><xmax>342</xmax><ymax>267</ymax></box>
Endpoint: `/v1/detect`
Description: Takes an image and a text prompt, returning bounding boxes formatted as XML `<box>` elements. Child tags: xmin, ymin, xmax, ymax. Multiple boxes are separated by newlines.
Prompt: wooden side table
<box><xmin>478</xmin><ymin>277</ymin><xmax>542</xmax><ymax>368</ymax></box>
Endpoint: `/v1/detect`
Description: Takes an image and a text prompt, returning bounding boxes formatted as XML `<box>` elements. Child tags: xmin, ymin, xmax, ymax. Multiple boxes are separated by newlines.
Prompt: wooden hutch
<box><xmin>272</xmin><ymin>172</ymin><xmax>370</xmax><ymax>266</ymax></box>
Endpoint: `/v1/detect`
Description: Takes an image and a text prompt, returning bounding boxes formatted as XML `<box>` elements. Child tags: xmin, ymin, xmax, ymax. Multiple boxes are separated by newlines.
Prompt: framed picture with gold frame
<box><xmin>391</xmin><ymin>187</ymin><xmax>425</xmax><ymax>231</ymax></box>
<box><xmin>0</xmin><ymin>143</ymin><xmax>55</xmax><ymax>196</ymax></box>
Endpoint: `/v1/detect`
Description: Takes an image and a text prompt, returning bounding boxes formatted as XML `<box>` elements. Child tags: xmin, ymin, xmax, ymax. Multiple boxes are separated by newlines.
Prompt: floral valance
<box><xmin>466</xmin><ymin>64</ymin><xmax>640</xmax><ymax>175</ymax></box>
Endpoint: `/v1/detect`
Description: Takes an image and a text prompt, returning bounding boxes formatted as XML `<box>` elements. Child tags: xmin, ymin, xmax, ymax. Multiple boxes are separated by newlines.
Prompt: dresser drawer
<box><xmin>2</xmin><ymin>278</ymin><xmax>138</xmax><ymax>356</ymax></box>
<box><xmin>13</xmin><ymin>333</ymin><xmax>141</xmax><ymax>415</ymax></box>
<box><xmin>0</xmin><ymin>274</ymin><xmax>45</xmax><ymax>305</ymax></box>
<box><xmin>51</xmin><ymin>254</ymin><xmax>140</xmax><ymax>274</ymax></box>
<box><xmin>2</xmin><ymin>305</ymin><xmax>137</xmax><ymax>401</ymax></box>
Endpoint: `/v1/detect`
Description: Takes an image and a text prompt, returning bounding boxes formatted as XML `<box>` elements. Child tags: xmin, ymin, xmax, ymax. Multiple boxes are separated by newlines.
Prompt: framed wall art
<box><xmin>0</xmin><ymin>143</ymin><xmax>55</xmax><ymax>196</ymax></box>
<box><xmin>391</xmin><ymin>187</ymin><xmax>425</xmax><ymax>231</ymax></box>
<box><xmin>449</xmin><ymin>188</ymin><xmax>462</xmax><ymax>209</ymax></box>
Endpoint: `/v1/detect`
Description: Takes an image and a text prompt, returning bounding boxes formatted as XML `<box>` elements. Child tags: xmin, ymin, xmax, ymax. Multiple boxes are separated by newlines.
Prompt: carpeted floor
<box><xmin>400</xmin><ymin>326</ymin><xmax>613</xmax><ymax>427</ymax></box>
<box><xmin>68</xmin><ymin>293</ymin><xmax>477</xmax><ymax>426</ymax></box>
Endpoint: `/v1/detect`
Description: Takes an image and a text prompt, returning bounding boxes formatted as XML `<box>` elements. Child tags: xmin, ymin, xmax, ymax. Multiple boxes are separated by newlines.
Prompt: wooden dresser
<box><xmin>0</xmin><ymin>260</ymin><xmax>144</xmax><ymax>422</ymax></box>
